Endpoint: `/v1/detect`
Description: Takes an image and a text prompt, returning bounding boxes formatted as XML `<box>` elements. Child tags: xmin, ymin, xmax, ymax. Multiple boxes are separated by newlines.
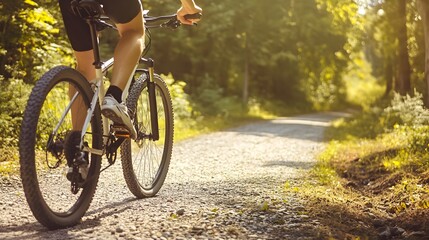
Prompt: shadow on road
<box><xmin>262</xmin><ymin>160</ymin><xmax>314</xmax><ymax>169</ymax></box>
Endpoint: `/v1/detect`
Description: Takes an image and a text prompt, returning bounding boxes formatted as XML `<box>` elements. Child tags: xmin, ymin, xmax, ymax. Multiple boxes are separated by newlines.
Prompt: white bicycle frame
<box><xmin>73</xmin><ymin>57</ymin><xmax>137</xmax><ymax>156</ymax></box>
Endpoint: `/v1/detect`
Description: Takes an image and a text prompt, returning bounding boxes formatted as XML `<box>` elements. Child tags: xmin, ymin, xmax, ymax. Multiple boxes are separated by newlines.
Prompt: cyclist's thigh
<box><xmin>101</xmin><ymin>0</ymin><xmax>142</xmax><ymax>24</ymax></box>
<box><xmin>58</xmin><ymin>0</ymin><xmax>93</xmax><ymax>51</ymax></box>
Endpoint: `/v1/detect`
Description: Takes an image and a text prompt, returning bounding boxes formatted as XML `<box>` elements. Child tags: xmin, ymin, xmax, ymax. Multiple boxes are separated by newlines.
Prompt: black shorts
<box><xmin>59</xmin><ymin>0</ymin><xmax>142</xmax><ymax>51</ymax></box>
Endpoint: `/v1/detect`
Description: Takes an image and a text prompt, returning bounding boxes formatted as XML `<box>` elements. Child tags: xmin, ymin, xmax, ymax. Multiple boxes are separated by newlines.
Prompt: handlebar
<box><xmin>71</xmin><ymin>0</ymin><xmax>201</xmax><ymax>58</ymax></box>
<box><xmin>145</xmin><ymin>13</ymin><xmax>202</xmax><ymax>29</ymax></box>
<box><xmin>95</xmin><ymin>13</ymin><xmax>201</xmax><ymax>31</ymax></box>
<box><xmin>73</xmin><ymin>0</ymin><xmax>202</xmax><ymax>30</ymax></box>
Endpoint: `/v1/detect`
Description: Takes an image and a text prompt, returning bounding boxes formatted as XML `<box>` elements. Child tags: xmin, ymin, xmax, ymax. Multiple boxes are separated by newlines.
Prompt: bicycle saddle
<box><xmin>71</xmin><ymin>0</ymin><xmax>104</xmax><ymax>19</ymax></box>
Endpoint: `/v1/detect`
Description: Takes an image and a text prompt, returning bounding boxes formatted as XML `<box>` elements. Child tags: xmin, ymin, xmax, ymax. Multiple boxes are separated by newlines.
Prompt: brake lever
<box><xmin>162</xmin><ymin>18</ymin><xmax>181</xmax><ymax>29</ymax></box>
<box><xmin>184</xmin><ymin>13</ymin><xmax>202</xmax><ymax>26</ymax></box>
<box><xmin>184</xmin><ymin>13</ymin><xmax>202</xmax><ymax>21</ymax></box>
<box><xmin>159</xmin><ymin>13</ymin><xmax>202</xmax><ymax>29</ymax></box>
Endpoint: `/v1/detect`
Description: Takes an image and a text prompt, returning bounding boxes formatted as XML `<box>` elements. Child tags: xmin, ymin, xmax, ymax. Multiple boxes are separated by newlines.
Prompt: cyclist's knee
<box><xmin>116</xmin><ymin>10</ymin><xmax>145</xmax><ymax>38</ymax></box>
<box><xmin>121</xmin><ymin>28</ymin><xmax>145</xmax><ymax>40</ymax></box>
<box><xmin>118</xmin><ymin>28</ymin><xmax>145</xmax><ymax>50</ymax></box>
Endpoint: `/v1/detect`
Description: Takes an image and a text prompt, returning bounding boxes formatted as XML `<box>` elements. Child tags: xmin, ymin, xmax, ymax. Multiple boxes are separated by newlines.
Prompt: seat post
<box><xmin>86</xmin><ymin>18</ymin><xmax>103</xmax><ymax>69</ymax></box>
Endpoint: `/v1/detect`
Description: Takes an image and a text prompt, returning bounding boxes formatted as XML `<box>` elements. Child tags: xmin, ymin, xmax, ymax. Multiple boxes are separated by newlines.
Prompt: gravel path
<box><xmin>0</xmin><ymin>112</ymin><xmax>341</xmax><ymax>240</ymax></box>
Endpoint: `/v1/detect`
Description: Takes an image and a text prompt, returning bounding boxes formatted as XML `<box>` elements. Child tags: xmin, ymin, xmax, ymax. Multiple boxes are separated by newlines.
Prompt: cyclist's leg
<box><xmin>99</xmin><ymin>5</ymin><xmax>144</xmax><ymax>138</ymax></box>
<box><xmin>70</xmin><ymin>50</ymin><xmax>96</xmax><ymax>130</ymax></box>
<box><xmin>66</xmin><ymin>51</ymin><xmax>95</xmax><ymax>180</ymax></box>
<box><xmin>101</xmin><ymin>0</ymin><xmax>144</xmax><ymax>92</ymax></box>
<box><xmin>110</xmin><ymin>10</ymin><xmax>145</xmax><ymax>91</ymax></box>
<box><xmin>74</xmin><ymin>50</ymin><xmax>96</xmax><ymax>81</ymax></box>
<box><xmin>59</xmin><ymin>0</ymin><xmax>95</xmax><ymax>130</ymax></box>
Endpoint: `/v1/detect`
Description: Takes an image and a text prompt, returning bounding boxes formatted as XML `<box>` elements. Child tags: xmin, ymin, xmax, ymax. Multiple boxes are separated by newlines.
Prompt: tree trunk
<box><xmin>243</xmin><ymin>57</ymin><xmax>249</xmax><ymax>107</ymax></box>
<box><xmin>417</xmin><ymin>0</ymin><xmax>429</xmax><ymax>107</ymax></box>
<box><xmin>384</xmin><ymin>58</ymin><xmax>394</xmax><ymax>98</ymax></box>
<box><xmin>396</xmin><ymin>0</ymin><xmax>412</xmax><ymax>95</ymax></box>
<box><xmin>0</xmin><ymin>15</ymin><xmax>12</xmax><ymax>79</ymax></box>
<box><xmin>242</xmin><ymin>34</ymin><xmax>249</xmax><ymax>107</ymax></box>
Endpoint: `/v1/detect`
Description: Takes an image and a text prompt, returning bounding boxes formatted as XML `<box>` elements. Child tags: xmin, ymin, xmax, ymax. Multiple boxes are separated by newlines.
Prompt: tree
<box><xmin>396</xmin><ymin>0</ymin><xmax>412</xmax><ymax>95</ymax></box>
<box><xmin>144</xmin><ymin>0</ymin><xmax>357</xmax><ymax>111</ymax></box>
<box><xmin>363</xmin><ymin>1</ymin><xmax>414</xmax><ymax>98</ymax></box>
<box><xmin>0</xmin><ymin>0</ymin><xmax>70</xmax><ymax>147</ymax></box>
<box><xmin>0</xmin><ymin>0</ymin><xmax>69</xmax><ymax>83</ymax></box>
<box><xmin>417</xmin><ymin>0</ymin><xmax>429</xmax><ymax>106</ymax></box>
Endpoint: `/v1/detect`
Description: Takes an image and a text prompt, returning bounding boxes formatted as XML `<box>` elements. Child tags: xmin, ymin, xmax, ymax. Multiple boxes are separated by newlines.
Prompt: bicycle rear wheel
<box><xmin>19</xmin><ymin>66</ymin><xmax>103</xmax><ymax>229</ymax></box>
<box><xmin>121</xmin><ymin>73</ymin><xmax>174</xmax><ymax>198</ymax></box>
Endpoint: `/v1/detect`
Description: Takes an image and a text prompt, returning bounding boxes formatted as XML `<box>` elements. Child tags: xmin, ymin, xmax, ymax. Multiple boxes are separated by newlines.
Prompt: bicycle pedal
<box><xmin>111</xmin><ymin>125</ymin><xmax>131</xmax><ymax>138</ymax></box>
<box><xmin>115</xmin><ymin>132</ymin><xmax>131</xmax><ymax>138</ymax></box>
<box><xmin>66</xmin><ymin>168</ymin><xmax>86</xmax><ymax>183</ymax></box>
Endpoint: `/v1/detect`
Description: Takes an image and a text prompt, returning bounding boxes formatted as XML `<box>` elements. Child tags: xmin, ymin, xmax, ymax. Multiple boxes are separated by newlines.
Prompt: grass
<box><xmin>284</xmin><ymin>112</ymin><xmax>429</xmax><ymax>238</ymax></box>
<box><xmin>0</xmin><ymin>148</ymin><xmax>20</xmax><ymax>177</ymax></box>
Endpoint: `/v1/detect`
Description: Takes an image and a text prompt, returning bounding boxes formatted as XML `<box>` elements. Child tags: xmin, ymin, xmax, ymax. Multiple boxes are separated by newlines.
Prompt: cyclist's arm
<box><xmin>177</xmin><ymin>0</ymin><xmax>202</xmax><ymax>25</ymax></box>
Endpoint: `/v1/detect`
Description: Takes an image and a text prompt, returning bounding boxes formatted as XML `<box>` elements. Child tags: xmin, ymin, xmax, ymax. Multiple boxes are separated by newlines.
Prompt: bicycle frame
<box><xmin>50</xmin><ymin>16</ymin><xmax>157</xmax><ymax>158</ymax></box>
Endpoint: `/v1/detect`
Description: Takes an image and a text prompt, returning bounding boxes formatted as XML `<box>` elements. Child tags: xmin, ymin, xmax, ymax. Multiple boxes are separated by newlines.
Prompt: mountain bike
<box><xmin>19</xmin><ymin>0</ymin><xmax>200</xmax><ymax>229</ymax></box>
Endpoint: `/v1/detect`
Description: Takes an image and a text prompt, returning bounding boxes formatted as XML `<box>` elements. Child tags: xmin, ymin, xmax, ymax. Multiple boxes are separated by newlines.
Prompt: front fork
<box><xmin>141</xmin><ymin>58</ymin><xmax>159</xmax><ymax>141</ymax></box>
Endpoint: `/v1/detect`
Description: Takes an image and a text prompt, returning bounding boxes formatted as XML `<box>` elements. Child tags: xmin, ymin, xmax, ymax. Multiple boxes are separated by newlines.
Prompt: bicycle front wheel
<box><xmin>122</xmin><ymin>73</ymin><xmax>174</xmax><ymax>198</ymax></box>
<box><xmin>19</xmin><ymin>66</ymin><xmax>103</xmax><ymax>229</ymax></box>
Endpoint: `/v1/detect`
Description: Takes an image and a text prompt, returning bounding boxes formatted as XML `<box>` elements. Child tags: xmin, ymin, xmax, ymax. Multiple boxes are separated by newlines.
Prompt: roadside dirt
<box><xmin>322</xmin><ymin>148</ymin><xmax>429</xmax><ymax>240</ymax></box>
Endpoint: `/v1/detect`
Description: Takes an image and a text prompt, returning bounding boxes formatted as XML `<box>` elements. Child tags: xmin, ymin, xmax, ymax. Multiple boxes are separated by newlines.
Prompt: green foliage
<box><xmin>145</xmin><ymin>0</ymin><xmax>357</xmax><ymax>110</ymax></box>
<box><xmin>344</xmin><ymin>52</ymin><xmax>385</xmax><ymax>110</ymax></box>
<box><xmin>163</xmin><ymin>74</ymin><xmax>192</xmax><ymax>119</ymax></box>
<box><xmin>292</xmin><ymin>0</ymin><xmax>361</xmax><ymax>110</ymax></box>
<box><xmin>0</xmin><ymin>1</ymin><xmax>73</xmax><ymax>148</ymax></box>
<box><xmin>384</xmin><ymin>91</ymin><xmax>429</xmax><ymax>128</ymax></box>
<box><xmin>0</xmin><ymin>79</ymin><xmax>32</xmax><ymax>147</ymax></box>
<box><xmin>190</xmin><ymin>75</ymin><xmax>244</xmax><ymax>117</ymax></box>
<box><xmin>325</xmin><ymin>109</ymin><xmax>383</xmax><ymax>140</ymax></box>
<box><xmin>327</xmin><ymin>91</ymin><xmax>429</xmax><ymax>142</ymax></box>
<box><xmin>0</xmin><ymin>1</ymin><xmax>72</xmax><ymax>83</ymax></box>
<box><xmin>401</xmin><ymin>125</ymin><xmax>429</xmax><ymax>154</ymax></box>
<box><xmin>326</xmin><ymin>90</ymin><xmax>429</xmax><ymax>174</ymax></box>
<box><xmin>362</xmin><ymin>1</ymin><xmax>424</xmax><ymax>96</ymax></box>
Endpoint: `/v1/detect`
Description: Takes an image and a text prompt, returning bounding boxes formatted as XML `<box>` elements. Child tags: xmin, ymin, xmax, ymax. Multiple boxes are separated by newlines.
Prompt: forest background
<box><xmin>2</xmin><ymin>0</ymin><xmax>422</xmax><ymax>146</ymax></box>
<box><xmin>4</xmin><ymin>0</ymin><xmax>429</xmax><ymax>236</ymax></box>
<box><xmin>1</xmin><ymin>0</ymin><xmax>429</xmax><ymax>162</ymax></box>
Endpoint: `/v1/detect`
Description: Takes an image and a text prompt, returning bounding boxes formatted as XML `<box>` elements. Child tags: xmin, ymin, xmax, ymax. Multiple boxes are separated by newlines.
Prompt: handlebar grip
<box><xmin>184</xmin><ymin>13</ymin><xmax>202</xmax><ymax>20</ymax></box>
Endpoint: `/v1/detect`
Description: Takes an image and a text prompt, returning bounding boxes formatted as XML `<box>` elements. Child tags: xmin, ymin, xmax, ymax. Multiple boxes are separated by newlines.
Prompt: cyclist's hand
<box><xmin>177</xmin><ymin>2</ymin><xmax>202</xmax><ymax>25</ymax></box>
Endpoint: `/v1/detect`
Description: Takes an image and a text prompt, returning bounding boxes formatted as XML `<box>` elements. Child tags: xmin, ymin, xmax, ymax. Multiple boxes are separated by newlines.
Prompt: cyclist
<box><xmin>58</xmin><ymin>0</ymin><xmax>202</xmax><ymax>138</ymax></box>
<box><xmin>58</xmin><ymin>0</ymin><xmax>202</xmax><ymax>181</ymax></box>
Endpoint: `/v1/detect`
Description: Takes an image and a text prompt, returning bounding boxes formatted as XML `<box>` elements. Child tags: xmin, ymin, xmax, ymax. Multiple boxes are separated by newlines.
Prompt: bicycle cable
<box><xmin>142</xmin><ymin>27</ymin><xmax>152</xmax><ymax>57</ymax></box>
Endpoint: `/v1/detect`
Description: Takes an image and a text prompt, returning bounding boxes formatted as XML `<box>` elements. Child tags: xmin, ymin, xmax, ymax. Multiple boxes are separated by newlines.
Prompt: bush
<box><xmin>383</xmin><ymin>91</ymin><xmax>429</xmax><ymax>128</ymax></box>
<box><xmin>163</xmin><ymin>74</ymin><xmax>193</xmax><ymax>120</ymax></box>
<box><xmin>327</xmin><ymin>91</ymin><xmax>429</xmax><ymax>141</ymax></box>
<box><xmin>0</xmin><ymin>78</ymin><xmax>32</xmax><ymax>147</ymax></box>
<box><xmin>381</xmin><ymin>92</ymin><xmax>429</xmax><ymax>153</ymax></box>
<box><xmin>405</xmin><ymin>125</ymin><xmax>429</xmax><ymax>153</ymax></box>
<box><xmin>191</xmin><ymin>75</ymin><xmax>244</xmax><ymax>117</ymax></box>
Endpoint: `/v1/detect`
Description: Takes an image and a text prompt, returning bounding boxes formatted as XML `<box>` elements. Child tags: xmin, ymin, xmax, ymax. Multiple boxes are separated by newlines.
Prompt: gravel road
<box><xmin>0</xmin><ymin>112</ymin><xmax>341</xmax><ymax>240</ymax></box>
